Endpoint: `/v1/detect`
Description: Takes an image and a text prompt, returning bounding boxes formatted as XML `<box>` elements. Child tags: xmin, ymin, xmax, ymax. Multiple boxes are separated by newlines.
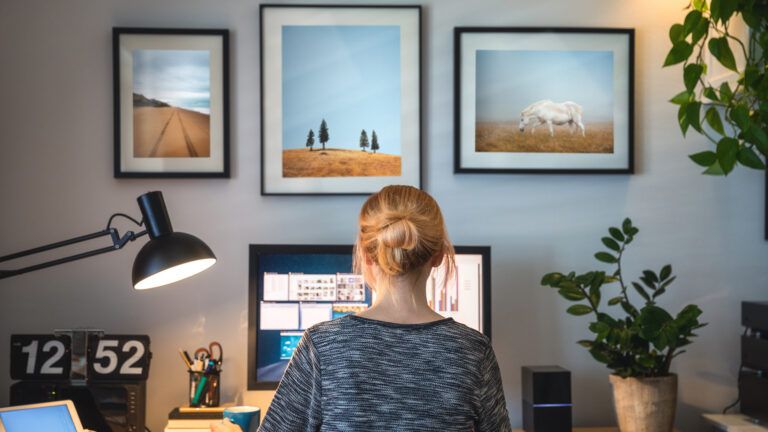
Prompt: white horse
<box><xmin>518</xmin><ymin>100</ymin><xmax>585</xmax><ymax>137</ymax></box>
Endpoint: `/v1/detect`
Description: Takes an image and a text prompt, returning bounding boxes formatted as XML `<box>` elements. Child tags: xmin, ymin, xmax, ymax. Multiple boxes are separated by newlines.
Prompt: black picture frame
<box><xmin>113</xmin><ymin>28</ymin><xmax>230</xmax><ymax>178</ymax></box>
<box><xmin>259</xmin><ymin>5</ymin><xmax>422</xmax><ymax>195</ymax></box>
<box><xmin>454</xmin><ymin>27</ymin><xmax>635</xmax><ymax>174</ymax></box>
<box><xmin>247</xmin><ymin>244</ymin><xmax>491</xmax><ymax>390</ymax></box>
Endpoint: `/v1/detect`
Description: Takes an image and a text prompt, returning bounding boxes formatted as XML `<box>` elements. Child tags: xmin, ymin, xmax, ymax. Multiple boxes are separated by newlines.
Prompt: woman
<box><xmin>218</xmin><ymin>185</ymin><xmax>511</xmax><ymax>431</ymax></box>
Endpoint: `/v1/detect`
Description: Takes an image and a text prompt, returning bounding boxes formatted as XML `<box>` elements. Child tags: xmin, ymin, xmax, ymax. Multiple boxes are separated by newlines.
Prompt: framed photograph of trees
<box><xmin>113</xmin><ymin>28</ymin><xmax>230</xmax><ymax>177</ymax></box>
<box><xmin>260</xmin><ymin>5</ymin><xmax>422</xmax><ymax>195</ymax></box>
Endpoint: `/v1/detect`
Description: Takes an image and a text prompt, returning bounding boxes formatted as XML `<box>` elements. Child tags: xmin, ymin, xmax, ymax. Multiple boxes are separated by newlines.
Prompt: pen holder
<box><xmin>188</xmin><ymin>370</ymin><xmax>221</xmax><ymax>407</ymax></box>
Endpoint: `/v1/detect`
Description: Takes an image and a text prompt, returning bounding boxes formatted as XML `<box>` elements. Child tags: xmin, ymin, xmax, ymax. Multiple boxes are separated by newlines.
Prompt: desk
<box><xmin>702</xmin><ymin>414</ymin><xmax>768</xmax><ymax>431</ymax></box>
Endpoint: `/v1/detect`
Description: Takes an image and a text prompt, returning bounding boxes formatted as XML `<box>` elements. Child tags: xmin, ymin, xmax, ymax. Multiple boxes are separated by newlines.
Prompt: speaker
<box><xmin>740</xmin><ymin>370</ymin><xmax>768</xmax><ymax>423</ymax></box>
<box><xmin>522</xmin><ymin>366</ymin><xmax>572</xmax><ymax>432</ymax></box>
<box><xmin>743</xmin><ymin>302</ymin><xmax>768</xmax><ymax>333</ymax></box>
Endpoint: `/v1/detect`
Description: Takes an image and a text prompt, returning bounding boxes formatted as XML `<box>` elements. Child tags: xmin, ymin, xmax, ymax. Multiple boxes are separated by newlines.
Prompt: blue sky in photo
<box><xmin>476</xmin><ymin>50</ymin><xmax>614</xmax><ymax>122</ymax></box>
<box><xmin>133</xmin><ymin>49</ymin><xmax>211</xmax><ymax>114</ymax></box>
<box><xmin>282</xmin><ymin>25</ymin><xmax>401</xmax><ymax>154</ymax></box>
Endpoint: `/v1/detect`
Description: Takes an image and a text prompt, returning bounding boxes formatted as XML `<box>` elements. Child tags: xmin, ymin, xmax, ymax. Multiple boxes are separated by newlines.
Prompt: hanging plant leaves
<box><xmin>684</xmin><ymin>64</ymin><xmax>704</xmax><ymax>92</ymax></box>
<box><xmin>689</xmin><ymin>150</ymin><xmax>718</xmax><ymax>167</ymax></box>
<box><xmin>716</xmin><ymin>137</ymin><xmax>739</xmax><ymax>175</ymax></box>
<box><xmin>705</xmin><ymin>107</ymin><xmax>725</xmax><ymax>135</ymax></box>
<box><xmin>664</xmin><ymin>41</ymin><xmax>694</xmax><ymax>67</ymax></box>
<box><xmin>708</xmin><ymin>37</ymin><xmax>737</xmax><ymax>71</ymax></box>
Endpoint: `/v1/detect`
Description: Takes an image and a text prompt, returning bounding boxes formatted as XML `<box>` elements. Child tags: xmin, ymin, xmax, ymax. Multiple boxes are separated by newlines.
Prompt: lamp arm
<box><xmin>0</xmin><ymin>216</ymin><xmax>149</xmax><ymax>280</ymax></box>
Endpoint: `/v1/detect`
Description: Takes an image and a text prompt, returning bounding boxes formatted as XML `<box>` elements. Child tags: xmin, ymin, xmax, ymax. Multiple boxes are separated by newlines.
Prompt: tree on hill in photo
<box><xmin>319</xmin><ymin>119</ymin><xmax>330</xmax><ymax>150</ymax></box>
<box><xmin>371</xmin><ymin>130</ymin><xmax>380</xmax><ymax>154</ymax></box>
<box><xmin>306</xmin><ymin>129</ymin><xmax>315</xmax><ymax>152</ymax></box>
<box><xmin>359</xmin><ymin>129</ymin><xmax>369</xmax><ymax>152</ymax></box>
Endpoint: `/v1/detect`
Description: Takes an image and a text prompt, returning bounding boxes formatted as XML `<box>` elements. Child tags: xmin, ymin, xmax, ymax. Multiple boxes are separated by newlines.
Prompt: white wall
<box><xmin>1</xmin><ymin>1</ymin><xmax>766</xmax><ymax>431</ymax></box>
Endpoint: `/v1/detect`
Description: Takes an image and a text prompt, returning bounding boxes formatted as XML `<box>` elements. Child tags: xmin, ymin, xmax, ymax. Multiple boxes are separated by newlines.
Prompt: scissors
<box><xmin>194</xmin><ymin>341</ymin><xmax>223</xmax><ymax>364</ymax></box>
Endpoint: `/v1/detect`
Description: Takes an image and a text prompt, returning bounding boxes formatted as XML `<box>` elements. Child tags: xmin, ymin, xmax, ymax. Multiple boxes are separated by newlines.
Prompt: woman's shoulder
<box><xmin>306</xmin><ymin>315</ymin><xmax>490</xmax><ymax>351</ymax></box>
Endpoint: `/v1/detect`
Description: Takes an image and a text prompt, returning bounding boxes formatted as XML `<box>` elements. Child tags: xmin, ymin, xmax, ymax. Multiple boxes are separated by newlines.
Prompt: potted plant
<box><xmin>541</xmin><ymin>219</ymin><xmax>706</xmax><ymax>432</ymax></box>
<box><xmin>663</xmin><ymin>0</ymin><xmax>767</xmax><ymax>175</ymax></box>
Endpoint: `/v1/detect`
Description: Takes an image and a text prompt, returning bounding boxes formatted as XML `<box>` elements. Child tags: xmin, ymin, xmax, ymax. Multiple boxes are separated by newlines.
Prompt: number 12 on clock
<box><xmin>10</xmin><ymin>335</ymin><xmax>72</xmax><ymax>380</ymax></box>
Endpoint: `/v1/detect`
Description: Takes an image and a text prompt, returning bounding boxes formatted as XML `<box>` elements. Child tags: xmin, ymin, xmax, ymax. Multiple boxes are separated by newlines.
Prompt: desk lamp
<box><xmin>0</xmin><ymin>191</ymin><xmax>216</xmax><ymax>289</ymax></box>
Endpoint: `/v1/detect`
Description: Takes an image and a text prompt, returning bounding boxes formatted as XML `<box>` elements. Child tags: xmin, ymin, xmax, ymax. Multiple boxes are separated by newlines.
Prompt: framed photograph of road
<box><xmin>113</xmin><ymin>28</ymin><xmax>229</xmax><ymax>177</ymax></box>
<box><xmin>454</xmin><ymin>28</ymin><xmax>634</xmax><ymax>174</ymax></box>
<box><xmin>260</xmin><ymin>5</ymin><xmax>421</xmax><ymax>195</ymax></box>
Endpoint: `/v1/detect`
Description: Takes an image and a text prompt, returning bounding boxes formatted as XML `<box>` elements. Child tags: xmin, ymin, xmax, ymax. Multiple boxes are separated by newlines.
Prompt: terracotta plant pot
<box><xmin>609</xmin><ymin>374</ymin><xmax>677</xmax><ymax>432</ymax></box>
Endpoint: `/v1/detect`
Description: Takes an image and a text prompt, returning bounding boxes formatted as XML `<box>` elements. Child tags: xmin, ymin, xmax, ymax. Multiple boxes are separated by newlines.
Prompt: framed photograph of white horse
<box><xmin>454</xmin><ymin>28</ymin><xmax>634</xmax><ymax>174</ymax></box>
<box><xmin>260</xmin><ymin>5</ymin><xmax>422</xmax><ymax>195</ymax></box>
<box><xmin>113</xmin><ymin>28</ymin><xmax>230</xmax><ymax>178</ymax></box>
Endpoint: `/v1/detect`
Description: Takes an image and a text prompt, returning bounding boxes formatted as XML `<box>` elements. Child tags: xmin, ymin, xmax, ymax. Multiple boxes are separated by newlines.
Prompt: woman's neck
<box><xmin>357</xmin><ymin>269</ymin><xmax>446</xmax><ymax>324</ymax></box>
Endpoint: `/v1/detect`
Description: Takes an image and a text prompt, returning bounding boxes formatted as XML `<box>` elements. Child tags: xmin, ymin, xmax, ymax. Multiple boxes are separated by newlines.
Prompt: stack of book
<box><xmin>164</xmin><ymin>406</ymin><xmax>226</xmax><ymax>432</ymax></box>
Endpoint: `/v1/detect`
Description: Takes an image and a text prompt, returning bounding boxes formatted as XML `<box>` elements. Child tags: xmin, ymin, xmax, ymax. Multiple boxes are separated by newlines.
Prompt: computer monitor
<box><xmin>0</xmin><ymin>400</ymin><xmax>85</xmax><ymax>432</ymax></box>
<box><xmin>247</xmin><ymin>244</ymin><xmax>491</xmax><ymax>389</ymax></box>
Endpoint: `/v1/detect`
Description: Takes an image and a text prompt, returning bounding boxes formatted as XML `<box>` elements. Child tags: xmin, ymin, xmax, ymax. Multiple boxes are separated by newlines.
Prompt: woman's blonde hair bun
<box><xmin>354</xmin><ymin>185</ymin><xmax>455</xmax><ymax>283</ymax></box>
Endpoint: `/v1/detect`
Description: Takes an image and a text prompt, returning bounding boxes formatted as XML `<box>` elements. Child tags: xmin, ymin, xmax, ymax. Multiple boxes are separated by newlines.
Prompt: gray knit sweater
<box><xmin>258</xmin><ymin>314</ymin><xmax>512</xmax><ymax>432</ymax></box>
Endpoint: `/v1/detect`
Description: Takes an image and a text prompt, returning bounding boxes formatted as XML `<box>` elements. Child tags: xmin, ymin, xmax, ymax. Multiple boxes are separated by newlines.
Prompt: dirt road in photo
<box><xmin>133</xmin><ymin>107</ymin><xmax>210</xmax><ymax>158</ymax></box>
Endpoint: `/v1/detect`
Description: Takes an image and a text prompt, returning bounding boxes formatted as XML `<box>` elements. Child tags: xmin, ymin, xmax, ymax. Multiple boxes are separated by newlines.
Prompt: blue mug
<box><xmin>223</xmin><ymin>406</ymin><xmax>260</xmax><ymax>432</ymax></box>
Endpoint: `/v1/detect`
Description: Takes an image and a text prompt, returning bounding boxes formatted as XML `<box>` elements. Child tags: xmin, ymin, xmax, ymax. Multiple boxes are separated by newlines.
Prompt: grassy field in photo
<box><xmin>475</xmin><ymin>121</ymin><xmax>614</xmax><ymax>153</ymax></box>
<box><xmin>282</xmin><ymin>148</ymin><xmax>401</xmax><ymax>177</ymax></box>
<box><xmin>133</xmin><ymin>106</ymin><xmax>210</xmax><ymax>158</ymax></box>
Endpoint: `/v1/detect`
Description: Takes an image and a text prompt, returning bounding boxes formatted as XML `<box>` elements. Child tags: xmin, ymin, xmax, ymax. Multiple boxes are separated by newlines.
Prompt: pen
<box><xmin>178</xmin><ymin>349</ymin><xmax>192</xmax><ymax>370</ymax></box>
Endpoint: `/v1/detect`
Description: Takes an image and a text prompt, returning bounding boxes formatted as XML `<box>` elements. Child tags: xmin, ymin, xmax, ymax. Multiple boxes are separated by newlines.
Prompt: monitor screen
<box><xmin>0</xmin><ymin>404</ymin><xmax>78</xmax><ymax>432</ymax></box>
<box><xmin>247</xmin><ymin>244</ymin><xmax>490</xmax><ymax>389</ymax></box>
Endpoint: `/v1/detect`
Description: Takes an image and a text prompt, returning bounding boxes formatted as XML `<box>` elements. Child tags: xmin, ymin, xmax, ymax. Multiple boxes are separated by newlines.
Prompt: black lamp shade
<box><xmin>132</xmin><ymin>232</ymin><xmax>216</xmax><ymax>290</ymax></box>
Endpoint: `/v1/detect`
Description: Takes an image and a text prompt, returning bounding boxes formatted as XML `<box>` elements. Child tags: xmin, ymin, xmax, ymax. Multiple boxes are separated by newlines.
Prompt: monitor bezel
<box><xmin>247</xmin><ymin>244</ymin><xmax>491</xmax><ymax>390</ymax></box>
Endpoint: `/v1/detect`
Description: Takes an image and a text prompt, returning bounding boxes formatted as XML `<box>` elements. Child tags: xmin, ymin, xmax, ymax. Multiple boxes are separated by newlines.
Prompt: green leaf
<box><xmin>745</xmin><ymin>127</ymin><xmax>768</xmax><ymax>157</ymax></box>
<box><xmin>705</xmin><ymin>107</ymin><xmax>725</xmax><ymax>135</ymax></box>
<box><xmin>730</xmin><ymin>105</ymin><xmax>751</xmax><ymax>131</ymax></box>
<box><xmin>621</xmin><ymin>301</ymin><xmax>639</xmax><ymax>318</ymax></box>
<box><xmin>716</xmin><ymin>137</ymin><xmax>739</xmax><ymax>175</ymax></box>
<box><xmin>719</xmin><ymin>82</ymin><xmax>733</xmax><ymax>103</ymax></box>
<box><xmin>633</xmin><ymin>282</ymin><xmax>651</xmax><ymax>301</ymax></box>
<box><xmin>703</xmin><ymin>87</ymin><xmax>719</xmax><ymax>102</ymax></box>
<box><xmin>595</xmin><ymin>252</ymin><xmax>618</xmax><ymax>264</ymax></box>
<box><xmin>669</xmin><ymin>23</ymin><xmax>685</xmax><ymax>43</ymax></box>
<box><xmin>567</xmin><ymin>304</ymin><xmax>593</xmax><ymax>316</ymax></box>
<box><xmin>577</xmin><ymin>339</ymin><xmax>594</xmax><ymax>349</ymax></box>
<box><xmin>602</xmin><ymin>237</ymin><xmax>621</xmax><ymax>252</ymax></box>
<box><xmin>684</xmin><ymin>64</ymin><xmax>704</xmax><ymax>92</ymax></box>
<box><xmin>559</xmin><ymin>287</ymin><xmax>586</xmax><ymax>301</ymax></box>
<box><xmin>660</xmin><ymin>264</ymin><xmax>672</xmax><ymax>281</ymax></box>
<box><xmin>678</xmin><ymin>105</ymin><xmax>690</xmax><ymax>136</ymax></box>
<box><xmin>622</xmin><ymin>218</ymin><xmax>632</xmax><ymax>235</ymax></box>
<box><xmin>710</xmin><ymin>0</ymin><xmax>722</xmax><ymax>21</ymax></box>
<box><xmin>737</xmin><ymin>147</ymin><xmax>766</xmax><ymax>170</ymax></box>
<box><xmin>664</xmin><ymin>41</ymin><xmax>694</xmax><ymax>67</ymax></box>
<box><xmin>609</xmin><ymin>227</ymin><xmax>625</xmax><ymax>242</ymax></box>
<box><xmin>689</xmin><ymin>150</ymin><xmax>718</xmax><ymax>167</ymax></box>
<box><xmin>703</xmin><ymin>160</ymin><xmax>725</xmax><ymax>175</ymax></box>
<box><xmin>708</xmin><ymin>37</ymin><xmax>737</xmax><ymax>71</ymax></box>
<box><xmin>670</xmin><ymin>90</ymin><xmax>692</xmax><ymax>105</ymax></box>
<box><xmin>541</xmin><ymin>272</ymin><xmax>563</xmax><ymax>286</ymax></box>
<box><xmin>686</xmin><ymin>102</ymin><xmax>703</xmax><ymax>132</ymax></box>
<box><xmin>691</xmin><ymin>17</ymin><xmax>709</xmax><ymax>45</ymax></box>
<box><xmin>683</xmin><ymin>10</ymin><xmax>702</xmax><ymax>34</ymax></box>
<box><xmin>608</xmin><ymin>296</ymin><xmax>624</xmax><ymax>306</ymax></box>
<box><xmin>643</xmin><ymin>270</ymin><xmax>659</xmax><ymax>284</ymax></box>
